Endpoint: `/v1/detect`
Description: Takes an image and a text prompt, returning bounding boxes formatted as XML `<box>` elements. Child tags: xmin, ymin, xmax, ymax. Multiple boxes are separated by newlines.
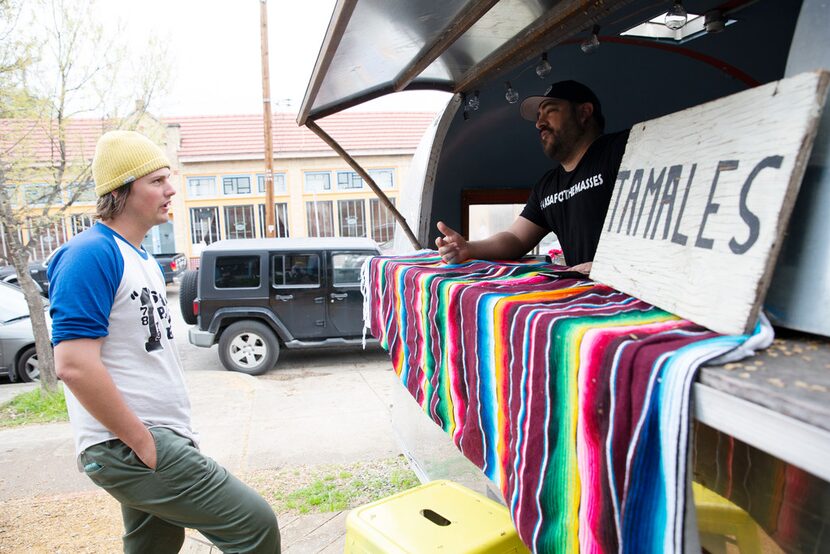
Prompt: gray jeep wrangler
<box><xmin>179</xmin><ymin>237</ymin><xmax>380</xmax><ymax>375</ymax></box>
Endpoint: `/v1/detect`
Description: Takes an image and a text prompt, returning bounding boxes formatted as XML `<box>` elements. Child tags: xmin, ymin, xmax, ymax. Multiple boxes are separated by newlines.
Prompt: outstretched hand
<box><xmin>571</xmin><ymin>261</ymin><xmax>592</xmax><ymax>275</ymax></box>
<box><xmin>435</xmin><ymin>221</ymin><xmax>470</xmax><ymax>264</ymax></box>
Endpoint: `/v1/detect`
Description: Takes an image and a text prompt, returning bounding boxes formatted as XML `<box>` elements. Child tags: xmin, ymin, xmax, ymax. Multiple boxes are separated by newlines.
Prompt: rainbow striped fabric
<box><xmin>363</xmin><ymin>253</ymin><xmax>771</xmax><ymax>553</ymax></box>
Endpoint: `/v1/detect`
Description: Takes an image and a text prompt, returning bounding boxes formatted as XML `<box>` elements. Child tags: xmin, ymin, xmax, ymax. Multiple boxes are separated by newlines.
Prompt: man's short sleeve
<box><xmin>520</xmin><ymin>172</ymin><xmax>552</xmax><ymax>231</ymax></box>
<box><xmin>47</xmin><ymin>233</ymin><xmax>123</xmax><ymax>345</ymax></box>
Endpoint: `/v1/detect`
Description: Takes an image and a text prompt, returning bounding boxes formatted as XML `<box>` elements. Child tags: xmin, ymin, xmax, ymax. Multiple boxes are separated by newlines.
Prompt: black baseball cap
<box><xmin>519</xmin><ymin>80</ymin><xmax>604</xmax><ymax>129</ymax></box>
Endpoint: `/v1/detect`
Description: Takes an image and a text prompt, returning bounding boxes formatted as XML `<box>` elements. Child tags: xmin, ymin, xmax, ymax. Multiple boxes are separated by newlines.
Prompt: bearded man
<box><xmin>436</xmin><ymin>80</ymin><xmax>630</xmax><ymax>274</ymax></box>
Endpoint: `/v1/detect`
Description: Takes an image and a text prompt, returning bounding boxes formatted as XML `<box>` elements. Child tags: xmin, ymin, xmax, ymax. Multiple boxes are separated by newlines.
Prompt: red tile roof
<box><xmin>0</xmin><ymin>118</ymin><xmax>108</xmax><ymax>165</ymax></box>
<box><xmin>168</xmin><ymin>112</ymin><xmax>436</xmax><ymax>160</ymax></box>
<box><xmin>1</xmin><ymin>111</ymin><xmax>436</xmax><ymax>164</ymax></box>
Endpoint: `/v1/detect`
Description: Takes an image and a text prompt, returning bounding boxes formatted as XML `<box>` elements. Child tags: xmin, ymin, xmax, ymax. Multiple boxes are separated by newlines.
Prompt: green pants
<box><xmin>81</xmin><ymin>427</ymin><xmax>279</xmax><ymax>553</ymax></box>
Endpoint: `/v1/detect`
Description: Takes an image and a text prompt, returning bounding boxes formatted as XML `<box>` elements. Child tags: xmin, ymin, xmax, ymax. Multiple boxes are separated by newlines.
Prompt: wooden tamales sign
<box><xmin>591</xmin><ymin>71</ymin><xmax>830</xmax><ymax>335</ymax></box>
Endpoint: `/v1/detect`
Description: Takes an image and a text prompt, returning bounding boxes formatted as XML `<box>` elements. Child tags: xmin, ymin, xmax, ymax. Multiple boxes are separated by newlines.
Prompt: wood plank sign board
<box><xmin>591</xmin><ymin>71</ymin><xmax>829</xmax><ymax>335</ymax></box>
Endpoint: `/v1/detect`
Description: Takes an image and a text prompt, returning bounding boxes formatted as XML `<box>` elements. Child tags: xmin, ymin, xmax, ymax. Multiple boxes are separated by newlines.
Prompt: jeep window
<box><xmin>332</xmin><ymin>252</ymin><xmax>372</xmax><ymax>286</ymax></box>
<box><xmin>272</xmin><ymin>253</ymin><xmax>320</xmax><ymax>287</ymax></box>
<box><xmin>215</xmin><ymin>255</ymin><xmax>260</xmax><ymax>288</ymax></box>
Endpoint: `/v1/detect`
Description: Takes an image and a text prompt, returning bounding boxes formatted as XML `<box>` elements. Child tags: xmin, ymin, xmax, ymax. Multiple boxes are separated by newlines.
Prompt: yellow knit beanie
<box><xmin>92</xmin><ymin>131</ymin><xmax>170</xmax><ymax>197</ymax></box>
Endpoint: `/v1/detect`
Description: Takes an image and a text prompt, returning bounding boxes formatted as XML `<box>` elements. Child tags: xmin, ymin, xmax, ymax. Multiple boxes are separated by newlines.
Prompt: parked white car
<box><xmin>0</xmin><ymin>281</ymin><xmax>51</xmax><ymax>382</ymax></box>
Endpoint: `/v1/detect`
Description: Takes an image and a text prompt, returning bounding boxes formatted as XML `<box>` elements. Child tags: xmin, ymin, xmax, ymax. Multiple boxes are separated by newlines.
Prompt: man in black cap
<box><xmin>436</xmin><ymin>80</ymin><xmax>629</xmax><ymax>274</ymax></box>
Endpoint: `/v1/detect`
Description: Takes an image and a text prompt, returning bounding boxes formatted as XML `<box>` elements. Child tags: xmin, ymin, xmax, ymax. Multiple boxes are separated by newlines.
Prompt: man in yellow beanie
<box><xmin>48</xmin><ymin>130</ymin><xmax>280</xmax><ymax>553</ymax></box>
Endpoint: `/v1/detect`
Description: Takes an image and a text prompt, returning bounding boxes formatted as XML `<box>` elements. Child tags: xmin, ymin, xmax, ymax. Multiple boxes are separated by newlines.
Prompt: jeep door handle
<box><xmin>330</xmin><ymin>293</ymin><xmax>348</xmax><ymax>302</ymax></box>
<box><xmin>275</xmin><ymin>294</ymin><xmax>294</xmax><ymax>301</ymax></box>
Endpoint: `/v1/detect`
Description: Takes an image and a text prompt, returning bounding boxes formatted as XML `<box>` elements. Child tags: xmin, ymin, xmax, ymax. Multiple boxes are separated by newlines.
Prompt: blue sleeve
<box><xmin>47</xmin><ymin>233</ymin><xmax>123</xmax><ymax>345</ymax></box>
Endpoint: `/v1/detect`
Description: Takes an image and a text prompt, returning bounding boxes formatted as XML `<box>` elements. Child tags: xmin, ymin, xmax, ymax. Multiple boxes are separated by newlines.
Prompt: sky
<box><xmin>96</xmin><ymin>0</ymin><xmax>449</xmax><ymax>117</ymax></box>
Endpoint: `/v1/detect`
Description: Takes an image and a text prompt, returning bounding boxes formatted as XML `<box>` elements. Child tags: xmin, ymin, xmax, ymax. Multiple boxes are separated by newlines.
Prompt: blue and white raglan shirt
<box><xmin>48</xmin><ymin>223</ymin><xmax>196</xmax><ymax>463</ymax></box>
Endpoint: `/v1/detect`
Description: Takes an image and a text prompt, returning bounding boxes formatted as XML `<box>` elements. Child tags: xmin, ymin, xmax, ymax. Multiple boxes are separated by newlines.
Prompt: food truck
<box><xmin>300</xmin><ymin>1</ymin><xmax>830</xmax><ymax>551</ymax></box>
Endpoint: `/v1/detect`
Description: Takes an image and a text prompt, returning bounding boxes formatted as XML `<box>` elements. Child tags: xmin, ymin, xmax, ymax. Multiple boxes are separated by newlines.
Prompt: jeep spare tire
<box><xmin>218</xmin><ymin>320</ymin><xmax>280</xmax><ymax>375</ymax></box>
<box><xmin>179</xmin><ymin>270</ymin><xmax>199</xmax><ymax>325</ymax></box>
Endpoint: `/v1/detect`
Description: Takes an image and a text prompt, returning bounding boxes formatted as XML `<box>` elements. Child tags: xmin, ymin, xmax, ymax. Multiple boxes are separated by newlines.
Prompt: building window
<box><xmin>70</xmin><ymin>213</ymin><xmax>95</xmax><ymax>235</ymax></box>
<box><xmin>224</xmin><ymin>205</ymin><xmax>256</xmax><ymax>240</ymax></box>
<box><xmin>0</xmin><ymin>223</ymin><xmax>22</xmax><ymax>266</ymax></box>
<box><xmin>190</xmin><ymin>207</ymin><xmax>220</xmax><ymax>245</ymax></box>
<box><xmin>26</xmin><ymin>217</ymin><xmax>67</xmax><ymax>260</ymax></box>
<box><xmin>22</xmin><ymin>183</ymin><xmax>59</xmax><ymax>206</ymax></box>
<box><xmin>223</xmin><ymin>176</ymin><xmax>251</xmax><ymax>195</ymax></box>
<box><xmin>338</xmin><ymin>199</ymin><xmax>366</xmax><ymax>237</ymax></box>
<box><xmin>305</xmin><ymin>200</ymin><xmax>334</xmax><ymax>237</ymax></box>
<box><xmin>369</xmin><ymin>169</ymin><xmax>394</xmax><ymax>189</ymax></box>
<box><xmin>256</xmin><ymin>173</ymin><xmax>287</xmax><ymax>194</ymax></box>
<box><xmin>187</xmin><ymin>176</ymin><xmax>217</xmax><ymax>197</ymax></box>
<box><xmin>370</xmin><ymin>198</ymin><xmax>396</xmax><ymax>244</ymax></box>
<box><xmin>304</xmin><ymin>171</ymin><xmax>331</xmax><ymax>193</ymax></box>
<box><xmin>258</xmin><ymin>203</ymin><xmax>289</xmax><ymax>238</ymax></box>
<box><xmin>70</xmin><ymin>180</ymin><xmax>96</xmax><ymax>204</ymax></box>
<box><xmin>336</xmin><ymin>171</ymin><xmax>363</xmax><ymax>190</ymax></box>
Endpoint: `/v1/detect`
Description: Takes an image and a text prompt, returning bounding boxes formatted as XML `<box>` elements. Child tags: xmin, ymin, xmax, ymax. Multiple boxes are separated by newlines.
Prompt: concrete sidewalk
<box><xmin>1</xmin><ymin>367</ymin><xmax>401</xmax><ymax>501</ymax></box>
<box><xmin>0</xmin><ymin>363</ymin><xmax>403</xmax><ymax>552</ymax></box>
<box><xmin>0</xmin><ymin>382</ymin><xmax>37</xmax><ymax>406</ymax></box>
<box><xmin>0</xmin><ymin>282</ymin><xmax>407</xmax><ymax>551</ymax></box>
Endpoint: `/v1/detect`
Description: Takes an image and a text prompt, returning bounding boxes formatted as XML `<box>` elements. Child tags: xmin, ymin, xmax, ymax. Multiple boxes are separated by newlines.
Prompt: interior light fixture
<box><xmin>580</xmin><ymin>25</ymin><xmax>601</xmax><ymax>54</ymax></box>
<box><xmin>665</xmin><ymin>0</ymin><xmax>688</xmax><ymax>30</ymax></box>
<box><xmin>504</xmin><ymin>82</ymin><xmax>519</xmax><ymax>104</ymax></box>
<box><xmin>535</xmin><ymin>53</ymin><xmax>552</xmax><ymax>79</ymax></box>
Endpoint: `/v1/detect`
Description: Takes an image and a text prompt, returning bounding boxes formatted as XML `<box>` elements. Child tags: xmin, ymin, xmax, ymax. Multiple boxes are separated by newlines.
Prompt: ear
<box><xmin>577</xmin><ymin>102</ymin><xmax>594</xmax><ymax>125</ymax></box>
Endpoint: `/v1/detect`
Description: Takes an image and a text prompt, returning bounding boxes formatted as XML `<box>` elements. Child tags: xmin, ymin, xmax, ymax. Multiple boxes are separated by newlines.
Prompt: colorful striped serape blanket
<box><xmin>362</xmin><ymin>252</ymin><xmax>771</xmax><ymax>553</ymax></box>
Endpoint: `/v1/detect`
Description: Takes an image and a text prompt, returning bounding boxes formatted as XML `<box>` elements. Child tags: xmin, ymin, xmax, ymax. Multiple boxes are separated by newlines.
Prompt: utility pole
<box><xmin>260</xmin><ymin>0</ymin><xmax>276</xmax><ymax>237</ymax></box>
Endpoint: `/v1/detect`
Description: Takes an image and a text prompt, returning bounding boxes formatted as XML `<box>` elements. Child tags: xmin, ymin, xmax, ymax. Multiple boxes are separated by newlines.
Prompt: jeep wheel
<box><xmin>218</xmin><ymin>321</ymin><xmax>279</xmax><ymax>375</ymax></box>
<box><xmin>179</xmin><ymin>270</ymin><xmax>199</xmax><ymax>325</ymax></box>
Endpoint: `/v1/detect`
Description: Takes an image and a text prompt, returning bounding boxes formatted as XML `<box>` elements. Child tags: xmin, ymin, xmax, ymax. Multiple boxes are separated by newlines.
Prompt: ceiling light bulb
<box><xmin>504</xmin><ymin>82</ymin><xmax>519</xmax><ymax>104</ymax></box>
<box><xmin>467</xmin><ymin>90</ymin><xmax>480</xmax><ymax>111</ymax></box>
<box><xmin>665</xmin><ymin>1</ymin><xmax>688</xmax><ymax>30</ymax></box>
<box><xmin>580</xmin><ymin>25</ymin><xmax>600</xmax><ymax>54</ymax></box>
<box><xmin>535</xmin><ymin>53</ymin><xmax>552</xmax><ymax>79</ymax></box>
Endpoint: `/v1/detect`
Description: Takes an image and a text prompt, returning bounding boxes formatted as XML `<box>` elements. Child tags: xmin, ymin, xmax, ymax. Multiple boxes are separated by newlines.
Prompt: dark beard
<box><xmin>541</xmin><ymin>109</ymin><xmax>586</xmax><ymax>162</ymax></box>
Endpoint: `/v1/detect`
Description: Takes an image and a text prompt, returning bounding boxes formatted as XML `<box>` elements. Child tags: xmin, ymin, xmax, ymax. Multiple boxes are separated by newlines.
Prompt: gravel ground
<box><xmin>0</xmin><ymin>457</ymin><xmax>416</xmax><ymax>553</ymax></box>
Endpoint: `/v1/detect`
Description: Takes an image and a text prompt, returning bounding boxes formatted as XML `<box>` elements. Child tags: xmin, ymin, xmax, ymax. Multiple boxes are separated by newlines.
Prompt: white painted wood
<box><xmin>591</xmin><ymin>71</ymin><xmax>830</xmax><ymax>335</ymax></box>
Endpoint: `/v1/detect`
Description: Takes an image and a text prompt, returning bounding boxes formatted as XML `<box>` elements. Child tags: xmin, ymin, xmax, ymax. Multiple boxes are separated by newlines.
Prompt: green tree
<box><xmin>0</xmin><ymin>0</ymin><xmax>40</xmax><ymax>118</ymax></box>
<box><xmin>0</xmin><ymin>0</ymin><xmax>171</xmax><ymax>392</ymax></box>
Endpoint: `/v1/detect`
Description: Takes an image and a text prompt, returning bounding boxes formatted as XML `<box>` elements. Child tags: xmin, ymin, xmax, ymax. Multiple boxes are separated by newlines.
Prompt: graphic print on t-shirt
<box><xmin>539</xmin><ymin>172</ymin><xmax>604</xmax><ymax>209</ymax></box>
<box><xmin>129</xmin><ymin>287</ymin><xmax>173</xmax><ymax>352</ymax></box>
<box><xmin>520</xmin><ymin>130</ymin><xmax>630</xmax><ymax>265</ymax></box>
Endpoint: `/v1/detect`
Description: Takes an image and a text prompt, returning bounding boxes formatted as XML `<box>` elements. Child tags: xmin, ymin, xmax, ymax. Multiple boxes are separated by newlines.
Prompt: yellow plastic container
<box><xmin>345</xmin><ymin>479</ymin><xmax>530</xmax><ymax>553</ymax></box>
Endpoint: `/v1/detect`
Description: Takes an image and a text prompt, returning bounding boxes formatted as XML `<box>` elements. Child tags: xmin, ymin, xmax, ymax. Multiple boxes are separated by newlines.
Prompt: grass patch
<box><xmin>244</xmin><ymin>456</ymin><xmax>420</xmax><ymax>515</ymax></box>
<box><xmin>0</xmin><ymin>386</ymin><xmax>68</xmax><ymax>428</ymax></box>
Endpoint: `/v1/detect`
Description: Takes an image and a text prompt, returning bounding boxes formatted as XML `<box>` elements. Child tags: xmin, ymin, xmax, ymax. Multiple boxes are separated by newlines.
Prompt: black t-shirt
<box><xmin>521</xmin><ymin>130</ymin><xmax>630</xmax><ymax>265</ymax></box>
